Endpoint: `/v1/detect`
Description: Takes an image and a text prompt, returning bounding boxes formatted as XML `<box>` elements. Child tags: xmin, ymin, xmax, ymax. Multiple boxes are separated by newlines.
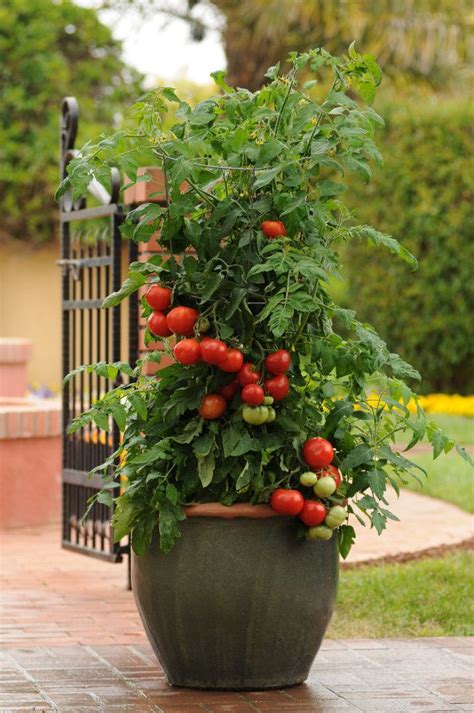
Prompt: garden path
<box><xmin>0</xmin><ymin>489</ymin><xmax>472</xmax><ymax>649</ymax></box>
<box><xmin>348</xmin><ymin>487</ymin><xmax>473</xmax><ymax>563</ymax></box>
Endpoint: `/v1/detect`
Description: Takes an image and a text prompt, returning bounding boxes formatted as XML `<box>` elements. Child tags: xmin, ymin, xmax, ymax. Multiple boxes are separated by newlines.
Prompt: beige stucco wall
<box><xmin>0</xmin><ymin>241</ymin><xmax>61</xmax><ymax>391</ymax></box>
<box><xmin>0</xmin><ymin>240</ymin><xmax>130</xmax><ymax>391</ymax></box>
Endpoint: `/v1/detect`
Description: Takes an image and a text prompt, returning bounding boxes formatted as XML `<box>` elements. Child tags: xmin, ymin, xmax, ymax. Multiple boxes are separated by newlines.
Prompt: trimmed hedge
<box><xmin>346</xmin><ymin>101</ymin><xmax>474</xmax><ymax>394</ymax></box>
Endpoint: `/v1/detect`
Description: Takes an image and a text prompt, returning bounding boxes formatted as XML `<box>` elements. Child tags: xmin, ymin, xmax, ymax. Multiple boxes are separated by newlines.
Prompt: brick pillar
<box><xmin>124</xmin><ymin>168</ymin><xmax>174</xmax><ymax>375</ymax></box>
<box><xmin>0</xmin><ymin>338</ymin><xmax>33</xmax><ymax>397</ymax></box>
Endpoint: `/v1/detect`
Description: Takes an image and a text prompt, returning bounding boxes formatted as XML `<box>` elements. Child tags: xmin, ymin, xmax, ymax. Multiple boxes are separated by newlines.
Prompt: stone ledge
<box><xmin>0</xmin><ymin>337</ymin><xmax>33</xmax><ymax>364</ymax></box>
<box><xmin>0</xmin><ymin>397</ymin><xmax>61</xmax><ymax>439</ymax></box>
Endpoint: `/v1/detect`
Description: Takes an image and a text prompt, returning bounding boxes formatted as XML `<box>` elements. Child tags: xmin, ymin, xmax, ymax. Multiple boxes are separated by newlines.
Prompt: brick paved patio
<box><xmin>2</xmin><ymin>637</ymin><xmax>473</xmax><ymax>711</ymax></box>
<box><xmin>1</xmin><ymin>519</ymin><xmax>473</xmax><ymax>710</ymax></box>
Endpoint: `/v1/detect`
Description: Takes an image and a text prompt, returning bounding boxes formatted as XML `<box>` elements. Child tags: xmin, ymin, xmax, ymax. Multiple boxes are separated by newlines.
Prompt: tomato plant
<box><xmin>264</xmin><ymin>374</ymin><xmax>289</xmax><ymax>401</ymax></box>
<box><xmin>60</xmin><ymin>45</ymin><xmax>470</xmax><ymax>558</ymax></box>
<box><xmin>237</xmin><ymin>363</ymin><xmax>261</xmax><ymax>386</ymax></box>
<box><xmin>241</xmin><ymin>384</ymin><xmax>265</xmax><ymax>406</ymax></box>
<box><xmin>320</xmin><ymin>465</ymin><xmax>342</xmax><ymax>489</ymax></box>
<box><xmin>219</xmin><ymin>349</ymin><xmax>244</xmax><ymax>373</ymax></box>
<box><xmin>299</xmin><ymin>500</ymin><xmax>327</xmax><ymax>527</ymax></box>
<box><xmin>264</xmin><ymin>350</ymin><xmax>291</xmax><ymax>375</ymax></box>
<box><xmin>174</xmin><ymin>339</ymin><xmax>201</xmax><ymax>366</ymax></box>
<box><xmin>303</xmin><ymin>438</ymin><xmax>334</xmax><ymax>469</ymax></box>
<box><xmin>145</xmin><ymin>285</ymin><xmax>172</xmax><ymax>312</ymax></box>
<box><xmin>147</xmin><ymin>311</ymin><xmax>172</xmax><ymax>337</ymax></box>
<box><xmin>261</xmin><ymin>220</ymin><xmax>286</xmax><ymax>239</ymax></box>
<box><xmin>201</xmin><ymin>339</ymin><xmax>228</xmax><ymax>365</ymax></box>
<box><xmin>270</xmin><ymin>489</ymin><xmax>304</xmax><ymax>516</ymax></box>
<box><xmin>167</xmin><ymin>306</ymin><xmax>199</xmax><ymax>336</ymax></box>
<box><xmin>199</xmin><ymin>394</ymin><xmax>227</xmax><ymax>420</ymax></box>
<box><xmin>242</xmin><ymin>405</ymin><xmax>269</xmax><ymax>425</ymax></box>
<box><xmin>218</xmin><ymin>381</ymin><xmax>239</xmax><ymax>400</ymax></box>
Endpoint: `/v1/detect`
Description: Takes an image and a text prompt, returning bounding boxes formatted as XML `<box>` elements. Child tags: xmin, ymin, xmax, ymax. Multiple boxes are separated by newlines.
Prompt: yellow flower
<box><xmin>360</xmin><ymin>392</ymin><xmax>474</xmax><ymax>418</ymax></box>
<box><xmin>408</xmin><ymin>393</ymin><xmax>474</xmax><ymax>417</ymax></box>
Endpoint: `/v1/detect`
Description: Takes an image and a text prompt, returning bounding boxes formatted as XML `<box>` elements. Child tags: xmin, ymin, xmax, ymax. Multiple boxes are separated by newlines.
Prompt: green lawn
<box><xmin>428</xmin><ymin>414</ymin><xmax>474</xmax><ymax>445</ymax></box>
<box><xmin>396</xmin><ymin>414</ymin><xmax>473</xmax><ymax>512</ymax></box>
<box><xmin>396</xmin><ymin>414</ymin><xmax>473</xmax><ymax>447</ymax></box>
<box><xmin>328</xmin><ymin>551</ymin><xmax>474</xmax><ymax>638</ymax></box>
<box><xmin>404</xmin><ymin>451</ymin><xmax>474</xmax><ymax>513</ymax></box>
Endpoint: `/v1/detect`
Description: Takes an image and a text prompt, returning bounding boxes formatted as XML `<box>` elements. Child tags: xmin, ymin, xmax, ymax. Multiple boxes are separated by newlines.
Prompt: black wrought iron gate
<box><xmin>59</xmin><ymin>97</ymin><xmax>138</xmax><ymax>562</ymax></box>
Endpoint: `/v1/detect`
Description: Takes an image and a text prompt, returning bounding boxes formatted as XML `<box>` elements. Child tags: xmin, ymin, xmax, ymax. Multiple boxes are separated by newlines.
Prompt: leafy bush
<box><xmin>345</xmin><ymin>101</ymin><xmax>474</xmax><ymax>394</ymax></box>
<box><xmin>0</xmin><ymin>0</ymin><xmax>142</xmax><ymax>245</ymax></box>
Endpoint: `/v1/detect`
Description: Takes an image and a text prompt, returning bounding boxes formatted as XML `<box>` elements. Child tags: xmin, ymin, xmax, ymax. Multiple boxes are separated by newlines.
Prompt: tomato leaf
<box><xmin>197</xmin><ymin>452</ymin><xmax>215</xmax><ymax>488</ymax></box>
<box><xmin>338</xmin><ymin>524</ymin><xmax>356</xmax><ymax>559</ymax></box>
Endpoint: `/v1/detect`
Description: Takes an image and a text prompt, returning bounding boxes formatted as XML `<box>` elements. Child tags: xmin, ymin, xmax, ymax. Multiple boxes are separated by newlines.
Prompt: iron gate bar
<box><xmin>60</xmin><ymin>96</ymin><xmax>131</xmax><ymax>563</ymax></box>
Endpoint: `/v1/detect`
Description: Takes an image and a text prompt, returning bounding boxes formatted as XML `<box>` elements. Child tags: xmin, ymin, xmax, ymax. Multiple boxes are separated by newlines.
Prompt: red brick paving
<box><xmin>0</xmin><ymin>526</ymin><xmax>143</xmax><ymax>648</ymax></box>
<box><xmin>1</xmin><ymin>638</ymin><xmax>473</xmax><ymax>711</ymax></box>
<box><xmin>1</xmin><ymin>526</ymin><xmax>474</xmax><ymax>710</ymax></box>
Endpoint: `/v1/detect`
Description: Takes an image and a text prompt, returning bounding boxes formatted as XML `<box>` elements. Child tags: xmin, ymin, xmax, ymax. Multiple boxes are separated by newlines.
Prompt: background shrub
<box><xmin>345</xmin><ymin>100</ymin><xmax>473</xmax><ymax>394</ymax></box>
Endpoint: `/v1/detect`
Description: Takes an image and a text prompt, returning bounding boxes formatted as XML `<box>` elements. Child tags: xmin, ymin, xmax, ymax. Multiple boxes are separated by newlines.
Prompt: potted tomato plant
<box><xmin>59</xmin><ymin>45</ymin><xmax>469</xmax><ymax>690</ymax></box>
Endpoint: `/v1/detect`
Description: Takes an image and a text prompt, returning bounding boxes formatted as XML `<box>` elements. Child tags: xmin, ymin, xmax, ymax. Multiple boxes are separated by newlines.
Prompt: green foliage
<box><xmin>105</xmin><ymin>0</ymin><xmax>473</xmax><ymax>92</ymax></box>
<box><xmin>0</xmin><ymin>0</ymin><xmax>142</xmax><ymax>244</ymax></box>
<box><xmin>329</xmin><ymin>551</ymin><xmax>474</xmax><ymax>638</ymax></box>
<box><xmin>345</xmin><ymin>101</ymin><xmax>474</xmax><ymax>393</ymax></box>
<box><xmin>61</xmin><ymin>47</ymin><xmax>468</xmax><ymax>557</ymax></box>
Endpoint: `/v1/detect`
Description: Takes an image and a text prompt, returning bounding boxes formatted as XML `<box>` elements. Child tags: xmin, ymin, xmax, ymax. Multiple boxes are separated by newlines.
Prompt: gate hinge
<box><xmin>57</xmin><ymin>258</ymin><xmax>81</xmax><ymax>280</ymax></box>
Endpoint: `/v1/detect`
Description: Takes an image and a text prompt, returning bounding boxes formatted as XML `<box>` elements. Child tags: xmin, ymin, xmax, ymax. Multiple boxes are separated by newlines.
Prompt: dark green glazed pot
<box><xmin>132</xmin><ymin>511</ymin><xmax>339</xmax><ymax>690</ymax></box>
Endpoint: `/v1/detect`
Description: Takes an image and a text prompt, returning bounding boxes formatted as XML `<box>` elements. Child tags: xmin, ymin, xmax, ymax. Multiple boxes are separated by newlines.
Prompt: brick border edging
<box><xmin>341</xmin><ymin>536</ymin><xmax>474</xmax><ymax>570</ymax></box>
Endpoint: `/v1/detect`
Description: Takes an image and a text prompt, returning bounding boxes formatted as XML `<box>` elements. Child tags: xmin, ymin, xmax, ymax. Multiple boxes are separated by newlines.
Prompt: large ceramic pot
<box><xmin>132</xmin><ymin>503</ymin><xmax>339</xmax><ymax>690</ymax></box>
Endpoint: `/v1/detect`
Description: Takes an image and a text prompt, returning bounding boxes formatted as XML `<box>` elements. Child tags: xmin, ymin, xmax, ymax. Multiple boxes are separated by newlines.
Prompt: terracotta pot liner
<box><xmin>184</xmin><ymin>502</ymin><xmax>280</xmax><ymax>519</ymax></box>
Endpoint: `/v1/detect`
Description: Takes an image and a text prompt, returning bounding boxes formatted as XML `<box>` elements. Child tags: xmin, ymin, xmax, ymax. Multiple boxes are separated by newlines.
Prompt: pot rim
<box><xmin>184</xmin><ymin>503</ymin><xmax>282</xmax><ymax>519</ymax></box>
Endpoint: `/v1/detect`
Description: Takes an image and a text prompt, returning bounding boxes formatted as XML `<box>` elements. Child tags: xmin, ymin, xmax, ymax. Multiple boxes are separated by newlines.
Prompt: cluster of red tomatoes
<box><xmin>191</xmin><ymin>346</ymin><xmax>291</xmax><ymax>423</ymax></box>
<box><xmin>270</xmin><ymin>437</ymin><xmax>347</xmax><ymax>540</ymax></box>
<box><xmin>145</xmin><ymin>217</ymin><xmax>287</xmax><ymax>336</ymax></box>
<box><xmin>146</xmin><ymin>285</ymin><xmax>200</xmax><ymax>339</ymax></box>
<box><xmin>145</xmin><ymin>284</ymin><xmax>293</xmax><ymax>423</ymax></box>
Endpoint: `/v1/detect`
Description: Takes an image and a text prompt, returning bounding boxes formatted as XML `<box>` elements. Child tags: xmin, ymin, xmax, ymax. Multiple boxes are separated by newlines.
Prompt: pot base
<box><xmin>167</xmin><ymin>676</ymin><xmax>307</xmax><ymax>691</ymax></box>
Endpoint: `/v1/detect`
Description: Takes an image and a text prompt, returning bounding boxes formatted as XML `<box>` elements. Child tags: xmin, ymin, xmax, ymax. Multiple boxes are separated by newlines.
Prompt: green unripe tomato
<box><xmin>299</xmin><ymin>471</ymin><xmax>318</xmax><ymax>487</ymax></box>
<box><xmin>306</xmin><ymin>525</ymin><xmax>333</xmax><ymax>541</ymax></box>
<box><xmin>263</xmin><ymin>396</ymin><xmax>274</xmax><ymax>405</ymax></box>
<box><xmin>313</xmin><ymin>476</ymin><xmax>337</xmax><ymax>498</ymax></box>
<box><xmin>197</xmin><ymin>317</ymin><xmax>210</xmax><ymax>333</ymax></box>
<box><xmin>242</xmin><ymin>405</ymin><xmax>268</xmax><ymax>426</ymax></box>
<box><xmin>265</xmin><ymin>407</ymin><xmax>276</xmax><ymax>422</ymax></box>
<box><xmin>325</xmin><ymin>505</ymin><xmax>347</xmax><ymax>529</ymax></box>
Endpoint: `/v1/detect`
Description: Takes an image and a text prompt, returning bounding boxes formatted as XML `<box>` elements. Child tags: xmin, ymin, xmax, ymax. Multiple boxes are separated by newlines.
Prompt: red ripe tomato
<box><xmin>303</xmin><ymin>438</ymin><xmax>334</xmax><ymax>469</ymax></box>
<box><xmin>299</xmin><ymin>500</ymin><xmax>327</xmax><ymax>527</ymax></box>
<box><xmin>200</xmin><ymin>339</ymin><xmax>228</xmax><ymax>365</ymax></box>
<box><xmin>237</xmin><ymin>363</ymin><xmax>261</xmax><ymax>386</ymax></box>
<box><xmin>147</xmin><ymin>311</ymin><xmax>172</xmax><ymax>337</ymax></box>
<box><xmin>145</xmin><ymin>285</ymin><xmax>172</xmax><ymax>312</ymax></box>
<box><xmin>261</xmin><ymin>220</ymin><xmax>286</xmax><ymax>239</ymax></box>
<box><xmin>166</xmin><ymin>306</ymin><xmax>199</xmax><ymax>336</ymax></box>
<box><xmin>319</xmin><ymin>464</ymin><xmax>342</xmax><ymax>489</ymax></box>
<box><xmin>218</xmin><ymin>381</ymin><xmax>239</xmax><ymax>401</ymax></box>
<box><xmin>264</xmin><ymin>349</ymin><xmax>291</xmax><ymax>375</ymax></box>
<box><xmin>174</xmin><ymin>338</ymin><xmax>201</xmax><ymax>365</ymax></box>
<box><xmin>198</xmin><ymin>394</ymin><xmax>227</xmax><ymax>420</ymax></box>
<box><xmin>219</xmin><ymin>348</ymin><xmax>244</xmax><ymax>373</ymax></box>
<box><xmin>270</xmin><ymin>489</ymin><xmax>304</xmax><ymax>516</ymax></box>
<box><xmin>264</xmin><ymin>374</ymin><xmax>289</xmax><ymax>400</ymax></box>
<box><xmin>241</xmin><ymin>383</ymin><xmax>265</xmax><ymax>406</ymax></box>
